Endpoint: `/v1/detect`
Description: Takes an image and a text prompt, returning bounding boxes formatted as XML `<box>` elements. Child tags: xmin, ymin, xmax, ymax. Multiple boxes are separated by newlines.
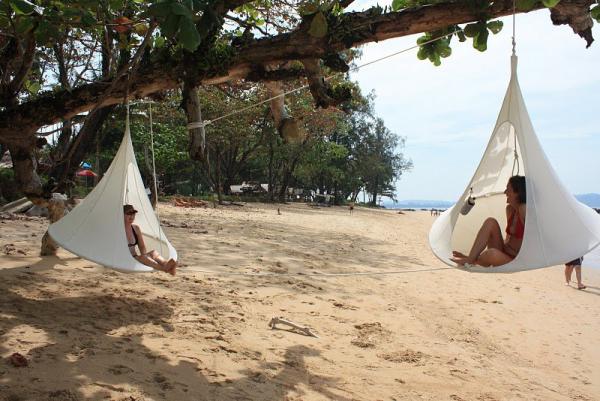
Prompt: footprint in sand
<box><xmin>351</xmin><ymin>322</ymin><xmax>392</xmax><ymax>348</ymax></box>
<box><xmin>378</xmin><ymin>349</ymin><xmax>426</xmax><ymax>364</ymax></box>
<box><xmin>107</xmin><ymin>364</ymin><xmax>134</xmax><ymax>375</ymax></box>
<box><xmin>153</xmin><ymin>372</ymin><xmax>174</xmax><ymax>390</ymax></box>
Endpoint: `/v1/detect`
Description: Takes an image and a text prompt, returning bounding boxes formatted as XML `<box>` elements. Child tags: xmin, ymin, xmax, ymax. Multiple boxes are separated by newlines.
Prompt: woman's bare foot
<box><xmin>166</xmin><ymin>259</ymin><xmax>177</xmax><ymax>276</ymax></box>
<box><xmin>577</xmin><ymin>284</ymin><xmax>586</xmax><ymax>290</ymax></box>
<box><xmin>450</xmin><ymin>256</ymin><xmax>477</xmax><ymax>267</ymax></box>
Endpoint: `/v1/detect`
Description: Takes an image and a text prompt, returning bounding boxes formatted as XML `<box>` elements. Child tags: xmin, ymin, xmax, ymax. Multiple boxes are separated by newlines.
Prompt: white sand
<box><xmin>1</xmin><ymin>203</ymin><xmax>599</xmax><ymax>401</ymax></box>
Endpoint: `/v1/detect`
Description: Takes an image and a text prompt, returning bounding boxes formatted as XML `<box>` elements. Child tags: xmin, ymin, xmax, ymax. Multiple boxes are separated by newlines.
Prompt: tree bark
<box><xmin>40</xmin><ymin>195</ymin><xmax>68</xmax><ymax>256</ymax></box>
<box><xmin>182</xmin><ymin>83</ymin><xmax>206</xmax><ymax>160</ymax></box>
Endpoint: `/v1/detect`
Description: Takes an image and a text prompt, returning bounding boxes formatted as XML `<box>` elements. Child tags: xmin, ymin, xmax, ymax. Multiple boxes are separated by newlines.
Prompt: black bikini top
<box><xmin>128</xmin><ymin>226</ymin><xmax>139</xmax><ymax>248</ymax></box>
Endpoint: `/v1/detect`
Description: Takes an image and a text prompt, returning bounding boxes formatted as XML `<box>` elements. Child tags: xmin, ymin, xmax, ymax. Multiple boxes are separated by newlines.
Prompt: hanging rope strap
<box><xmin>148</xmin><ymin>102</ymin><xmax>167</xmax><ymax>256</ymax></box>
<box><xmin>511</xmin><ymin>129</ymin><xmax>520</xmax><ymax>176</ymax></box>
<box><xmin>512</xmin><ymin>0</ymin><xmax>517</xmax><ymax>56</ymax></box>
<box><xmin>124</xmin><ymin>79</ymin><xmax>131</xmax><ymax>205</ymax></box>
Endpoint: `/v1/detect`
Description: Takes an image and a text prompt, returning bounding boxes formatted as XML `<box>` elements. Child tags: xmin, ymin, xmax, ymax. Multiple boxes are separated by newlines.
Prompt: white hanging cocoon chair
<box><xmin>49</xmin><ymin>112</ymin><xmax>177</xmax><ymax>273</ymax></box>
<box><xmin>429</xmin><ymin>55</ymin><xmax>600</xmax><ymax>273</ymax></box>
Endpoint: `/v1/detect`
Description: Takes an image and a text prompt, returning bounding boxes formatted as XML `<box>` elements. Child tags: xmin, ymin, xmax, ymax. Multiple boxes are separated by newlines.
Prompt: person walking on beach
<box><xmin>564</xmin><ymin>257</ymin><xmax>586</xmax><ymax>290</ymax></box>
<box><xmin>124</xmin><ymin>204</ymin><xmax>177</xmax><ymax>275</ymax></box>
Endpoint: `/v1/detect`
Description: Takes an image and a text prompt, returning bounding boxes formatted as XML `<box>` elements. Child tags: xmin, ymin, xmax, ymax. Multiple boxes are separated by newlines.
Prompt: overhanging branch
<box><xmin>0</xmin><ymin>0</ymin><xmax>594</xmax><ymax>145</ymax></box>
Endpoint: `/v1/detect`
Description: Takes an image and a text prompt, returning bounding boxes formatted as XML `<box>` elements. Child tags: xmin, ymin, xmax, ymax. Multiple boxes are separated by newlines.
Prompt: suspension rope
<box><xmin>510</xmin><ymin>0</ymin><xmax>519</xmax><ymax>176</ymax></box>
<box><xmin>187</xmin><ymin>27</ymin><xmax>463</xmax><ymax>130</ymax></box>
<box><xmin>512</xmin><ymin>0</ymin><xmax>517</xmax><ymax>56</ymax></box>
<box><xmin>124</xmin><ymin>77</ymin><xmax>131</xmax><ymax>205</ymax></box>
<box><xmin>148</xmin><ymin>102</ymin><xmax>167</xmax><ymax>256</ymax></box>
<box><xmin>178</xmin><ymin>266</ymin><xmax>455</xmax><ymax>277</ymax></box>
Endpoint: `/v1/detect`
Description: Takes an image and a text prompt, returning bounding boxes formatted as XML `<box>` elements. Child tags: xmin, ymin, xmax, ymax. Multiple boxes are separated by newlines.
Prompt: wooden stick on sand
<box><xmin>268</xmin><ymin>316</ymin><xmax>319</xmax><ymax>338</ymax></box>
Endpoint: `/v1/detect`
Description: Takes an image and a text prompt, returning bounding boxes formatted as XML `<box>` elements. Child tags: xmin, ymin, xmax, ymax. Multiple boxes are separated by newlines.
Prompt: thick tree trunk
<box><xmin>182</xmin><ymin>83</ymin><xmax>206</xmax><ymax>160</ymax></box>
<box><xmin>50</xmin><ymin>106</ymin><xmax>115</xmax><ymax>193</ymax></box>
<box><xmin>264</xmin><ymin>81</ymin><xmax>305</xmax><ymax>142</ymax></box>
<box><xmin>40</xmin><ymin>195</ymin><xmax>68</xmax><ymax>256</ymax></box>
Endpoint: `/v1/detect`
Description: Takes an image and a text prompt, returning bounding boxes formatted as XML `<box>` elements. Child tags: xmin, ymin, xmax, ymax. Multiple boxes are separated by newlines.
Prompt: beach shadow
<box><xmin>0</xmin><ymin>287</ymin><xmax>185</xmax><ymax>400</ymax></box>
<box><xmin>0</xmin><ymin>255</ymin><xmax>73</xmax><ymax>273</ymax></box>
<box><xmin>205</xmin><ymin>345</ymin><xmax>355</xmax><ymax>401</ymax></box>
<box><xmin>0</xmin><ymin>277</ymin><xmax>353</xmax><ymax>400</ymax></box>
<box><xmin>577</xmin><ymin>285</ymin><xmax>600</xmax><ymax>296</ymax></box>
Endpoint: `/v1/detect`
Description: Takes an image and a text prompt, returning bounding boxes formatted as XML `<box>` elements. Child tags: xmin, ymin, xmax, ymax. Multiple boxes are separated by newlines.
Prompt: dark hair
<box><xmin>123</xmin><ymin>204</ymin><xmax>138</xmax><ymax>214</ymax></box>
<box><xmin>508</xmin><ymin>175</ymin><xmax>526</xmax><ymax>204</ymax></box>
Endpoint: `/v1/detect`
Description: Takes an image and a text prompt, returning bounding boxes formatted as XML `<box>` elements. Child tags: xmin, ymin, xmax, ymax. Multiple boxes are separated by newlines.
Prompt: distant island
<box><xmin>575</xmin><ymin>193</ymin><xmax>600</xmax><ymax>208</ymax></box>
<box><xmin>383</xmin><ymin>200</ymin><xmax>454</xmax><ymax>209</ymax></box>
<box><xmin>385</xmin><ymin>193</ymin><xmax>600</xmax><ymax>210</ymax></box>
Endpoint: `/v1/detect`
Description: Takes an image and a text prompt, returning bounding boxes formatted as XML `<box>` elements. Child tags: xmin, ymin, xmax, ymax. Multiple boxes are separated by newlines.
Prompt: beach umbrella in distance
<box><xmin>76</xmin><ymin>169</ymin><xmax>97</xmax><ymax>177</ymax></box>
<box><xmin>76</xmin><ymin>169</ymin><xmax>98</xmax><ymax>190</ymax></box>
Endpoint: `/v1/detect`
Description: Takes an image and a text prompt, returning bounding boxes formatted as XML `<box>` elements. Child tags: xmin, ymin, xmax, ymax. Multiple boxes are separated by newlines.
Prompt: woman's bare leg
<box><xmin>136</xmin><ymin>250</ymin><xmax>176</xmax><ymax>275</ymax></box>
<box><xmin>476</xmin><ymin>248</ymin><xmax>514</xmax><ymax>267</ymax></box>
<box><xmin>135</xmin><ymin>254</ymin><xmax>164</xmax><ymax>271</ymax></box>
<box><xmin>575</xmin><ymin>266</ymin><xmax>585</xmax><ymax>289</ymax></box>
<box><xmin>451</xmin><ymin>218</ymin><xmax>504</xmax><ymax>265</ymax></box>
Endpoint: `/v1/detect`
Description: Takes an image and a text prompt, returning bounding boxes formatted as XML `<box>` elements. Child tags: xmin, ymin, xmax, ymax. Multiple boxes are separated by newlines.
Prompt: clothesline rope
<box><xmin>178</xmin><ymin>266</ymin><xmax>454</xmax><ymax>277</ymax></box>
<box><xmin>187</xmin><ymin>27</ymin><xmax>464</xmax><ymax>130</ymax></box>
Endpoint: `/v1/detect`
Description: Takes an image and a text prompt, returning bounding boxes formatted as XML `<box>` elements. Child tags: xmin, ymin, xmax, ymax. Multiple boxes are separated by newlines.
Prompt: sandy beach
<box><xmin>1</xmin><ymin>203</ymin><xmax>599</xmax><ymax>401</ymax></box>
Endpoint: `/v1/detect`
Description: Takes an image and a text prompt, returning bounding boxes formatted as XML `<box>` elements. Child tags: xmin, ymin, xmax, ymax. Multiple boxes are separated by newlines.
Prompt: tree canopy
<box><xmin>0</xmin><ymin>0</ymin><xmax>597</xmax><ymax>201</ymax></box>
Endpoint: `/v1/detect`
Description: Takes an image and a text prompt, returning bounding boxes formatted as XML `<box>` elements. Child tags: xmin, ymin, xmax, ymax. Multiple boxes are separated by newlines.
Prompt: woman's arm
<box><xmin>519</xmin><ymin>203</ymin><xmax>526</xmax><ymax>223</ymax></box>
<box><xmin>504</xmin><ymin>205</ymin><xmax>513</xmax><ymax>242</ymax></box>
<box><xmin>133</xmin><ymin>224</ymin><xmax>148</xmax><ymax>255</ymax></box>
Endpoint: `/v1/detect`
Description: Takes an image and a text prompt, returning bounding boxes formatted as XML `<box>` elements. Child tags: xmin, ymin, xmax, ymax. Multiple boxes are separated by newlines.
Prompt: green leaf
<box><xmin>456</xmin><ymin>31</ymin><xmax>466</xmax><ymax>42</ymax></box>
<box><xmin>81</xmin><ymin>10</ymin><xmax>97</xmax><ymax>26</ymax></box>
<box><xmin>429</xmin><ymin>52</ymin><xmax>441</xmax><ymax>66</ymax></box>
<box><xmin>109</xmin><ymin>0</ymin><xmax>125</xmax><ymax>10</ymax></box>
<box><xmin>473</xmin><ymin>28</ymin><xmax>488</xmax><ymax>52</ymax></box>
<box><xmin>416</xmin><ymin>35</ymin><xmax>429</xmax><ymax>45</ymax></box>
<box><xmin>416</xmin><ymin>47</ymin><xmax>428</xmax><ymax>60</ymax></box>
<box><xmin>14</xmin><ymin>16</ymin><xmax>35</xmax><ymax>34</ymax></box>
<box><xmin>35</xmin><ymin>19</ymin><xmax>61</xmax><ymax>43</ymax></box>
<box><xmin>161</xmin><ymin>13</ymin><xmax>181</xmax><ymax>37</ymax></box>
<box><xmin>487</xmin><ymin>20</ymin><xmax>503</xmax><ymax>34</ymax></box>
<box><xmin>463</xmin><ymin>23</ymin><xmax>478</xmax><ymax>38</ymax></box>
<box><xmin>308</xmin><ymin>11</ymin><xmax>328</xmax><ymax>38</ymax></box>
<box><xmin>391</xmin><ymin>0</ymin><xmax>408</xmax><ymax>11</ymax></box>
<box><xmin>516</xmin><ymin>0</ymin><xmax>537</xmax><ymax>11</ymax></box>
<box><xmin>591</xmin><ymin>5</ymin><xmax>600</xmax><ymax>23</ymax></box>
<box><xmin>9</xmin><ymin>0</ymin><xmax>36</xmax><ymax>15</ymax></box>
<box><xmin>154</xmin><ymin>35</ymin><xmax>166</xmax><ymax>47</ymax></box>
<box><xmin>171</xmin><ymin>2</ymin><xmax>193</xmax><ymax>18</ymax></box>
<box><xmin>439</xmin><ymin>46</ymin><xmax>452</xmax><ymax>58</ymax></box>
<box><xmin>148</xmin><ymin>2</ymin><xmax>173</xmax><ymax>18</ymax></box>
<box><xmin>541</xmin><ymin>0</ymin><xmax>560</xmax><ymax>7</ymax></box>
<box><xmin>25</xmin><ymin>80</ymin><xmax>41</xmax><ymax>94</ymax></box>
<box><xmin>177</xmin><ymin>16</ymin><xmax>201</xmax><ymax>51</ymax></box>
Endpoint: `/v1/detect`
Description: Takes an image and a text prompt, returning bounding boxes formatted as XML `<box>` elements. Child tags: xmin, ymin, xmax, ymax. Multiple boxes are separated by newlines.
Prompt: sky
<box><xmin>347</xmin><ymin>2</ymin><xmax>600</xmax><ymax>201</ymax></box>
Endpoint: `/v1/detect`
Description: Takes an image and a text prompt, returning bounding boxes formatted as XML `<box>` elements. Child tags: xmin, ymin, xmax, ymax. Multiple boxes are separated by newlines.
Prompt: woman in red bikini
<box><xmin>451</xmin><ymin>175</ymin><xmax>526</xmax><ymax>267</ymax></box>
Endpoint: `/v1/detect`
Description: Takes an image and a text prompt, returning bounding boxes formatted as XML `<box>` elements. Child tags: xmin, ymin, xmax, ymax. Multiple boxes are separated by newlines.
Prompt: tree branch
<box><xmin>0</xmin><ymin>0</ymin><xmax>594</xmax><ymax>145</ymax></box>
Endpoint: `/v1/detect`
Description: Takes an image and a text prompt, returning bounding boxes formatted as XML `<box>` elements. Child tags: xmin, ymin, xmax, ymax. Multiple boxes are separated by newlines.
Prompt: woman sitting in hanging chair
<box><xmin>451</xmin><ymin>175</ymin><xmax>526</xmax><ymax>267</ymax></box>
<box><xmin>124</xmin><ymin>204</ymin><xmax>177</xmax><ymax>275</ymax></box>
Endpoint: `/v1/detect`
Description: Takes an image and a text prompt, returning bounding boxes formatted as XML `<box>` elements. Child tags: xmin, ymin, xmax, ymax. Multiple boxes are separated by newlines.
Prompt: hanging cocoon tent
<box><xmin>49</xmin><ymin>114</ymin><xmax>177</xmax><ymax>273</ymax></box>
<box><xmin>429</xmin><ymin>55</ymin><xmax>600</xmax><ymax>273</ymax></box>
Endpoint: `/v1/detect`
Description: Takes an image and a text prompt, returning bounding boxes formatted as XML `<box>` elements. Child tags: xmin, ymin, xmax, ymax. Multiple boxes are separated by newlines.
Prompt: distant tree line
<box><xmin>80</xmin><ymin>79</ymin><xmax>412</xmax><ymax>206</ymax></box>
